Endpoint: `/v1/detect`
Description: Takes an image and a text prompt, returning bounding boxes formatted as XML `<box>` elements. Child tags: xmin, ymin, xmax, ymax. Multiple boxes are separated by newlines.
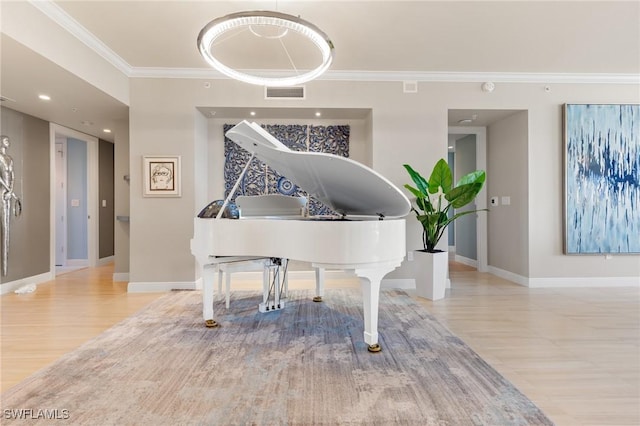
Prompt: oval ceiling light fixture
<box><xmin>197</xmin><ymin>11</ymin><xmax>335</xmax><ymax>87</ymax></box>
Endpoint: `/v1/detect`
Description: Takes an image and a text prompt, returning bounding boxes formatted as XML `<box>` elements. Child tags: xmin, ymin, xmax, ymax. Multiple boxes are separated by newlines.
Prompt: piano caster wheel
<box><xmin>367</xmin><ymin>343</ymin><xmax>382</xmax><ymax>353</ymax></box>
<box><xmin>205</xmin><ymin>319</ymin><xmax>219</xmax><ymax>328</ymax></box>
<box><xmin>312</xmin><ymin>296</ymin><xmax>323</xmax><ymax>302</ymax></box>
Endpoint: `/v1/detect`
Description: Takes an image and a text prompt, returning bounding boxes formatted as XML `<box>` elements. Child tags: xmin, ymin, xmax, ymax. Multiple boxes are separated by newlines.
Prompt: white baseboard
<box><xmin>113</xmin><ymin>272</ymin><xmax>129</xmax><ymax>282</ymax></box>
<box><xmin>528</xmin><ymin>276</ymin><xmax>640</xmax><ymax>288</ymax></box>
<box><xmin>127</xmin><ymin>281</ymin><xmax>197</xmax><ymax>292</ymax></box>
<box><xmin>0</xmin><ymin>272</ymin><xmax>54</xmax><ymax>295</ymax></box>
<box><xmin>454</xmin><ymin>255</ymin><xmax>478</xmax><ymax>268</ymax></box>
<box><xmin>488</xmin><ymin>265</ymin><xmax>640</xmax><ymax>288</ymax></box>
<box><xmin>487</xmin><ymin>266</ymin><xmax>529</xmax><ymax>286</ymax></box>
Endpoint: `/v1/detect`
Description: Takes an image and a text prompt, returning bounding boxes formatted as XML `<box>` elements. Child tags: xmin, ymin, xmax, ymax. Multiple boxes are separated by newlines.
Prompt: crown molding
<box><xmin>33</xmin><ymin>0</ymin><xmax>639</xmax><ymax>85</ymax></box>
<box><xmin>29</xmin><ymin>0</ymin><xmax>132</xmax><ymax>75</ymax></box>
<box><xmin>131</xmin><ymin>68</ymin><xmax>640</xmax><ymax>84</ymax></box>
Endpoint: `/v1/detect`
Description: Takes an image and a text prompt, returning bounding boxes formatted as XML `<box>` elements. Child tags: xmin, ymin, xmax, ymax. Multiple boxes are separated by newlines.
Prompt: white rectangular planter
<box><xmin>414</xmin><ymin>250</ymin><xmax>448</xmax><ymax>300</ymax></box>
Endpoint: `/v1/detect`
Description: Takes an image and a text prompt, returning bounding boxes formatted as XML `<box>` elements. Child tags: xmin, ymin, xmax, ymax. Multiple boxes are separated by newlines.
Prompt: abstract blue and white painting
<box><xmin>564</xmin><ymin>104</ymin><xmax>639</xmax><ymax>254</ymax></box>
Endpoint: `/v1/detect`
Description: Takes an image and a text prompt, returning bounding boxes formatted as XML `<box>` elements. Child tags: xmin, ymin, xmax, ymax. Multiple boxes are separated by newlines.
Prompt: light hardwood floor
<box><xmin>1</xmin><ymin>263</ymin><xmax>639</xmax><ymax>425</ymax></box>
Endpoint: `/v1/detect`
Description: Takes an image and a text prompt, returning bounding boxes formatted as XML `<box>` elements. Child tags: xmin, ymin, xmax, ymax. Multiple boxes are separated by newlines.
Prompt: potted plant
<box><xmin>403</xmin><ymin>159</ymin><xmax>486</xmax><ymax>299</ymax></box>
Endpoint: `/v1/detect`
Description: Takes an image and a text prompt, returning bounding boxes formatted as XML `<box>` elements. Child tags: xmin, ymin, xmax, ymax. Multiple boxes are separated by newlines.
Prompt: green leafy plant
<box><xmin>404</xmin><ymin>159</ymin><xmax>487</xmax><ymax>253</ymax></box>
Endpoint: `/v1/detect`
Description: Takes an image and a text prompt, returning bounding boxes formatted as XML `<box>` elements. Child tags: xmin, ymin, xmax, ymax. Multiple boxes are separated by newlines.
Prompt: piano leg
<box><xmin>355</xmin><ymin>266</ymin><xmax>395</xmax><ymax>353</ymax></box>
<box><xmin>225</xmin><ymin>271</ymin><xmax>232</xmax><ymax>309</ymax></box>
<box><xmin>313</xmin><ymin>267</ymin><xmax>325</xmax><ymax>302</ymax></box>
<box><xmin>202</xmin><ymin>264</ymin><xmax>218</xmax><ymax>328</ymax></box>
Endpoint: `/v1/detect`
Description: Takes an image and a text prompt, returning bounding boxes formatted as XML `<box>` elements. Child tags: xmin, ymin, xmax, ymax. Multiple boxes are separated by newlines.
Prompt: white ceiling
<box><xmin>1</xmin><ymin>1</ymin><xmax>639</xmax><ymax>142</ymax></box>
<box><xmin>52</xmin><ymin>0</ymin><xmax>640</xmax><ymax>73</ymax></box>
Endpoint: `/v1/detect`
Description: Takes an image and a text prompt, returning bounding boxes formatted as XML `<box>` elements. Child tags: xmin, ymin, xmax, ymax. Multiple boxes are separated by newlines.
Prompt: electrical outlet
<box><xmin>407</xmin><ymin>251</ymin><xmax>414</xmax><ymax>261</ymax></box>
<box><xmin>490</xmin><ymin>197</ymin><xmax>499</xmax><ymax>206</ymax></box>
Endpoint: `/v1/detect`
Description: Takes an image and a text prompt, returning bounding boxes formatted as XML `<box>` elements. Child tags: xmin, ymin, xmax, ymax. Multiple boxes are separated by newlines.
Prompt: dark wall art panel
<box><xmin>223</xmin><ymin>124</ymin><xmax>350</xmax><ymax>216</ymax></box>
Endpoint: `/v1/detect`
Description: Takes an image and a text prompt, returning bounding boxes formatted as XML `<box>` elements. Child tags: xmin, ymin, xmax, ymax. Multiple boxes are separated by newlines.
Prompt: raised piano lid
<box><xmin>225</xmin><ymin>120</ymin><xmax>411</xmax><ymax>219</ymax></box>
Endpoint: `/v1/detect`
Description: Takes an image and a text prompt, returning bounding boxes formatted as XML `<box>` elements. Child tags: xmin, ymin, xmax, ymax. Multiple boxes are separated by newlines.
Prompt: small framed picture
<box><xmin>142</xmin><ymin>155</ymin><xmax>181</xmax><ymax>197</ymax></box>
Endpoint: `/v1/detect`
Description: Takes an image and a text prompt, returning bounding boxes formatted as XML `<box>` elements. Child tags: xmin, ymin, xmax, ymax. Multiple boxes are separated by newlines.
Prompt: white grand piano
<box><xmin>191</xmin><ymin>120</ymin><xmax>410</xmax><ymax>352</ymax></box>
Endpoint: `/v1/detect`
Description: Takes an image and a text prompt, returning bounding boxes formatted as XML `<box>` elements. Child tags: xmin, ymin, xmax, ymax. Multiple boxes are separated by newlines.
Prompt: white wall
<box><xmin>127</xmin><ymin>77</ymin><xmax>640</xmax><ymax>289</ymax></box>
<box><xmin>487</xmin><ymin>111</ymin><xmax>529</xmax><ymax>278</ymax></box>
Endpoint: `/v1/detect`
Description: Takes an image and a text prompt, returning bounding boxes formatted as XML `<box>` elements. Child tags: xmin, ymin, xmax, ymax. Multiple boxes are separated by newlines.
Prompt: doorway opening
<box><xmin>447</xmin><ymin>125</ymin><xmax>488</xmax><ymax>272</ymax></box>
<box><xmin>50</xmin><ymin>124</ymin><xmax>99</xmax><ymax>276</ymax></box>
<box><xmin>448</xmin><ymin>108</ymin><xmax>528</xmax><ymax>276</ymax></box>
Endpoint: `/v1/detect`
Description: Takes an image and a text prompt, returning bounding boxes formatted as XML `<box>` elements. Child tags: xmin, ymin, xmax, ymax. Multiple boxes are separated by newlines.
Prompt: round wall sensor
<box><xmin>481</xmin><ymin>82</ymin><xmax>495</xmax><ymax>92</ymax></box>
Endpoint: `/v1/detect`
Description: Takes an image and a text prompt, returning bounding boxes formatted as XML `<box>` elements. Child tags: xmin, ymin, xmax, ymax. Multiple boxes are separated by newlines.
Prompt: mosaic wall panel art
<box><xmin>564</xmin><ymin>104</ymin><xmax>639</xmax><ymax>254</ymax></box>
<box><xmin>223</xmin><ymin>124</ymin><xmax>350</xmax><ymax>216</ymax></box>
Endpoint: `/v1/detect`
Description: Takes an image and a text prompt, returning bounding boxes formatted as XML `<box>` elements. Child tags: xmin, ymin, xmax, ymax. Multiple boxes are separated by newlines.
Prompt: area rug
<box><xmin>1</xmin><ymin>289</ymin><xmax>554</xmax><ymax>425</ymax></box>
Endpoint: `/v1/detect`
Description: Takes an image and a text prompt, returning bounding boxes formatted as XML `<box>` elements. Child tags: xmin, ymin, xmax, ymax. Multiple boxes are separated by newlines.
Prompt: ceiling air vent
<box><xmin>265</xmin><ymin>86</ymin><xmax>305</xmax><ymax>100</ymax></box>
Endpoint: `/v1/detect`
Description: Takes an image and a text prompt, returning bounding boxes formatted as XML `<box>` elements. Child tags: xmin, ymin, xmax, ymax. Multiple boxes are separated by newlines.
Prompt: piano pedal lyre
<box><xmin>258</xmin><ymin>258</ymin><xmax>288</xmax><ymax>313</ymax></box>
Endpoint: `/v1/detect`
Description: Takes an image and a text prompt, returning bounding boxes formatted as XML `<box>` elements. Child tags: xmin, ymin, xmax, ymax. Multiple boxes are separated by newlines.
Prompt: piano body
<box><xmin>191</xmin><ymin>120</ymin><xmax>410</xmax><ymax>352</ymax></box>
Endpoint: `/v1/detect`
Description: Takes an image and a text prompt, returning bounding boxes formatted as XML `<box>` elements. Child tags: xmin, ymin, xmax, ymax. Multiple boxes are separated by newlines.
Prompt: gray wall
<box><xmin>113</xmin><ymin>119</ymin><xmax>130</xmax><ymax>275</ymax></box>
<box><xmin>487</xmin><ymin>111</ymin><xmax>529</xmax><ymax>277</ymax></box>
<box><xmin>0</xmin><ymin>107</ymin><xmax>50</xmax><ymax>284</ymax></box>
<box><xmin>99</xmin><ymin>139</ymin><xmax>114</xmax><ymax>259</ymax></box>
<box><xmin>0</xmin><ymin>107</ymin><xmax>118</xmax><ymax>288</ymax></box>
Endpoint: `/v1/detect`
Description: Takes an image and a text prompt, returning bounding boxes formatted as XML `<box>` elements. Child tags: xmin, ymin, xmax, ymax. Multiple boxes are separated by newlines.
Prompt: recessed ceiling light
<box><xmin>315</xmin><ymin>112</ymin><xmax>321</xmax><ymax>117</ymax></box>
<box><xmin>103</xmin><ymin>129</ymin><xmax>112</xmax><ymax>133</ymax></box>
<box><xmin>250</xmin><ymin>111</ymin><xmax>256</xmax><ymax>116</ymax></box>
<box><xmin>38</xmin><ymin>94</ymin><xmax>51</xmax><ymax>101</ymax></box>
